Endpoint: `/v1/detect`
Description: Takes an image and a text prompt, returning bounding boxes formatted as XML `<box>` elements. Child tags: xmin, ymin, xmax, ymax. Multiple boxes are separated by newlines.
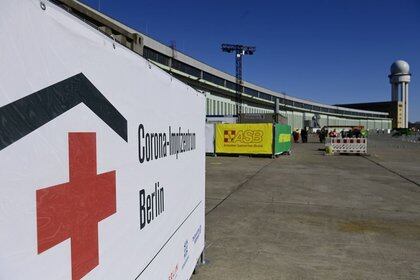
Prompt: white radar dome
<box><xmin>390</xmin><ymin>60</ymin><xmax>410</xmax><ymax>75</ymax></box>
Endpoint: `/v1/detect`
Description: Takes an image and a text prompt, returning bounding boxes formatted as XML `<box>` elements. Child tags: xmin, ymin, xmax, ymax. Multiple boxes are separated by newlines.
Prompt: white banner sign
<box><xmin>0</xmin><ymin>1</ymin><xmax>205</xmax><ymax>279</ymax></box>
<box><xmin>205</xmin><ymin>124</ymin><xmax>215</xmax><ymax>154</ymax></box>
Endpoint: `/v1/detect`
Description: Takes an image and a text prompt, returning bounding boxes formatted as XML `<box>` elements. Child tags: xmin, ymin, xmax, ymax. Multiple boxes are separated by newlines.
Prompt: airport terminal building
<box><xmin>54</xmin><ymin>0</ymin><xmax>394</xmax><ymax>130</ymax></box>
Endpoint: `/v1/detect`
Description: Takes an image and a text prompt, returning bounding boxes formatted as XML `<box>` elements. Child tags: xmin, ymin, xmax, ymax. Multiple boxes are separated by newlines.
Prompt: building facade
<box><xmin>53</xmin><ymin>0</ymin><xmax>393</xmax><ymax>130</ymax></box>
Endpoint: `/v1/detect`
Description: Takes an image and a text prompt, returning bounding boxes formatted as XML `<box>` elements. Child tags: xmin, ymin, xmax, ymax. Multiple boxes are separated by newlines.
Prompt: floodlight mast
<box><xmin>221</xmin><ymin>44</ymin><xmax>256</xmax><ymax>115</ymax></box>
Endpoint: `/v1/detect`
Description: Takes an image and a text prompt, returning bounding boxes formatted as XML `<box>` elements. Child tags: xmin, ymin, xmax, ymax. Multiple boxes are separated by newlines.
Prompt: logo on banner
<box><xmin>216</xmin><ymin>124</ymin><xmax>273</xmax><ymax>154</ymax></box>
<box><xmin>37</xmin><ymin>133</ymin><xmax>116</xmax><ymax>280</ymax></box>
<box><xmin>0</xmin><ymin>73</ymin><xmax>127</xmax><ymax>151</ymax></box>
<box><xmin>0</xmin><ymin>73</ymin><xmax>128</xmax><ymax>280</ymax></box>
<box><xmin>181</xmin><ymin>239</ymin><xmax>190</xmax><ymax>270</ymax></box>
<box><xmin>224</xmin><ymin>130</ymin><xmax>236</xmax><ymax>142</ymax></box>
<box><xmin>223</xmin><ymin>129</ymin><xmax>263</xmax><ymax>143</ymax></box>
<box><xmin>192</xmin><ymin>225</ymin><xmax>202</xmax><ymax>244</ymax></box>
<box><xmin>168</xmin><ymin>263</ymin><xmax>179</xmax><ymax>280</ymax></box>
<box><xmin>279</xmin><ymin>134</ymin><xmax>291</xmax><ymax>143</ymax></box>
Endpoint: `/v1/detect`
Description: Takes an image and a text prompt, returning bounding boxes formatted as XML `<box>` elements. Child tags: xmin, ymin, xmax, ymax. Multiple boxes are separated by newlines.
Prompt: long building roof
<box><xmin>53</xmin><ymin>0</ymin><xmax>389</xmax><ymax>119</ymax></box>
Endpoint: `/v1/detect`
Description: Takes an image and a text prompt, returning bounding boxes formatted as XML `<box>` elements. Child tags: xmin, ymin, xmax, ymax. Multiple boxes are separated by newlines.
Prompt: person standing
<box><xmin>301</xmin><ymin>128</ymin><xmax>308</xmax><ymax>143</ymax></box>
<box><xmin>293</xmin><ymin>129</ymin><xmax>300</xmax><ymax>143</ymax></box>
<box><xmin>329</xmin><ymin>129</ymin><xmax>338</xmax><ymax>138</ymax></box>
<box><xmin>319</xmin><ymin>127</ymin><xmax>326</xmax><ymax>143</ymax></box>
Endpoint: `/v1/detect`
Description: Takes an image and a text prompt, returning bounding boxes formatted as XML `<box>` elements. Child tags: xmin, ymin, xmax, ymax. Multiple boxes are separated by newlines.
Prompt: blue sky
<box><xmin>81</xmin><ymin>0</ymin><xmax>420</xmax><ymax>121</ymax></box>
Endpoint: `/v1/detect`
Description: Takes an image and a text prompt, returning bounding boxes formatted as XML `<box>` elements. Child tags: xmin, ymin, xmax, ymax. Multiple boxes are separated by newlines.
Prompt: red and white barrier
<box><xmin>326</xmin><ymin>137</ymin><xmax>368</xmax><ymax>154</ymax></box>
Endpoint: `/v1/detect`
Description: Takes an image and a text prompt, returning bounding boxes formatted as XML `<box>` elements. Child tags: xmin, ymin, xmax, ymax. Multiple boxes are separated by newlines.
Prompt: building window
<box><xmin>294</xmin><ymin>102</ymin><xmax>303</xmax><ymax>108</ymax></box>
<box><xmin>203</xmin><ymin>72</ymin><xmax>225</xmax><ymax>86</ymax></box>
<box><xmin>171</xmin><ymin>59</ymin><xmax>201</xmax><ymax>77</ymax></box>
<box><xmin>143</xmin><ymin>47</ymin><xmax>170</xmax><ymax>66</ymax></box>
<box><xmin>303</xmin><ymin>103</ymin><xmax>312</xmax><ymax>110</ymax></box>
<box><xmin>285</xmin><ymin>99</ymin><xmax>293</xmax><ymax>106</ymax></box>
<box><xmin>226</xmin><ymin>81</ymin><xmax>236</xmax><ymax>90</ymax></box>
<box><xmin>259</xmin><ymin>92</ymin><xmax>272</xmax><ymax>101</ymax></box>
<box><xmin>244</xmin><ymin>87</ymin><xmax>259</xmax><ymax>97</ymax></box>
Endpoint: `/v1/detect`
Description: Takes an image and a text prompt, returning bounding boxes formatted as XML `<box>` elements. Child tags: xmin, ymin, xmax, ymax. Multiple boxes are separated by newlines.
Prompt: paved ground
<box><xmin>193</xmin><ymin>135</ymin><xmax>420</xmax><ymax>280</ymax></box>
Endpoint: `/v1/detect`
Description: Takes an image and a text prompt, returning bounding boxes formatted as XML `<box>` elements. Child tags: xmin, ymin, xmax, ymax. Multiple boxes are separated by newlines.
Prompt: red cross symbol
<box><xmin>36</xmin><ymin>133</ymin><xmax>116</xmax><ymax>280</ymax></box>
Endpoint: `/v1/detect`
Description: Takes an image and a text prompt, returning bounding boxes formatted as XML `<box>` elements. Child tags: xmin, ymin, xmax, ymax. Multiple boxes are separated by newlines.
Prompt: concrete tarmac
<box><xmin>193</xmin><ymin>135</ymin><xmax>420</xmax><ymax>280</ymax></box>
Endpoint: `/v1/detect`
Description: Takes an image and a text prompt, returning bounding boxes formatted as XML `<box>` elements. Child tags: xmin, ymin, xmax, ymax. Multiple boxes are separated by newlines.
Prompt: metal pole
<box><xmin>235</xmin><ymin>51</ymin><xmax>243</xmax><ymax>115</ymax></box>
<box><xmin>221</xmin><ymin>44</ymin><xmax>255</xmax><ymax>116</ymax></box>
<box><xmin>200</xmin><ymin>251</ymin><xmax>206</xmax><ymax>265</ymax></box>
<box><xmin>405</xmin><ymin>83</ymin><xmax>409</xmax><ymax>128</ymax></box>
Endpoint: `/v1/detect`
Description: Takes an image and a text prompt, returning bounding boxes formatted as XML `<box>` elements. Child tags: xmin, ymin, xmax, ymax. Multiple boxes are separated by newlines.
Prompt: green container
<box><xmin>274</xmin><ymin>124</ymin><xmax>292</xmax><ymax>155</ymax></box>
